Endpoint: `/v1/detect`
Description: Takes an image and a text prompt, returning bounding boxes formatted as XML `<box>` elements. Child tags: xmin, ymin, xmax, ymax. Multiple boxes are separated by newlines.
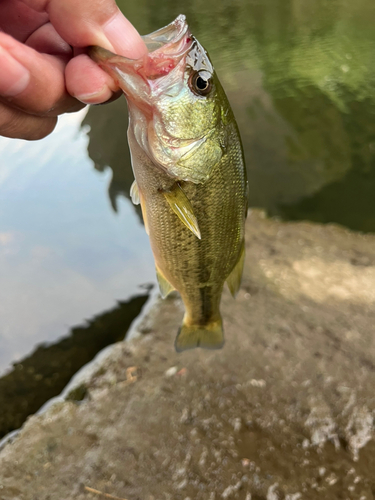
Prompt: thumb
<box><xmin>47</xmin><ymin>0</ymin><xmax>147</xmax><ymax>58</ymax></box>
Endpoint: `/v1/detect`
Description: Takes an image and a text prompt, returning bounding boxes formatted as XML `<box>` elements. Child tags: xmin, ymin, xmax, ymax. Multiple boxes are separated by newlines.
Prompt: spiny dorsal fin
<box><xmin>130</xmin><ymin>180</ymin><xmax>140</xmax><ymax>205</ymax></box>
<box><xmin>156</xmin><ymin>266</ymin><xmax>175</xmax><ymax>299</ymax></box>
<box><xmin>226</xmin><ymin>240</ymin><xmax>245</xmax><ymax>298</ymax></box>
<box><xmin>163</xmin><ymin>183</ymin><xmax>201</xmax><ymax>239</ymax></box>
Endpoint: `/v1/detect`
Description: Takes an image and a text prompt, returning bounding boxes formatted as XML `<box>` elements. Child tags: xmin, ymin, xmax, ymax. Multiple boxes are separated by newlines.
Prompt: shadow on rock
<box><xmin>0</xmin><ymin>293</ymin><xmax>149</xmax><ymax>439</ymax></box>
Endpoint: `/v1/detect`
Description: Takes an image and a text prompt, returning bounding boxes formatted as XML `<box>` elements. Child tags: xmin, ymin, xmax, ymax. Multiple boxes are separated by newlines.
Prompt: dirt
<box><xmin>1</xmin><ymin>210</ymin><xmax>375</xmax><ymax>500</ymax></box>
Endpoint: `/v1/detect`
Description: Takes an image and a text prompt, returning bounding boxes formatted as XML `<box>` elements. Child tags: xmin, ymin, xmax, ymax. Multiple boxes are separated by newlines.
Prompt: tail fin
<box><xmin>175</xmin><ymin>318</ymin><xmax>224</xmax><ymax>352</ymax></box>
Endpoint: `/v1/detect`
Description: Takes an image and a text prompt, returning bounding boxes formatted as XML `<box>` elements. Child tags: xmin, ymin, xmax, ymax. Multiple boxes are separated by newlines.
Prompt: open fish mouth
<box><xmin>142</xmin><ymin>14</ymin><xmax>191</xmax><ymax>54</ymax></box>
<box><xmin>88</xmin><ymin>15</ymin><xmax>193</xmax><ymax>80</ymax></box>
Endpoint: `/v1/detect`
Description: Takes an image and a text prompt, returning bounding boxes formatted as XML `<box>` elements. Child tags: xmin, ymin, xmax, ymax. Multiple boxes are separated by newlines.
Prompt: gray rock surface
<box><xmin>1</xmin><ymin>210</ymin><xmax>375</xmax><ymax>500</ymax></box>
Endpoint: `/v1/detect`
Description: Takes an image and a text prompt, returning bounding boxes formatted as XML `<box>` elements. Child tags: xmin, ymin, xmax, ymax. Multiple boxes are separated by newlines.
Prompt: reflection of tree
<box><xmin>270</xmin><ymin>81</ymin><xmax>350</xmax><ymax>197</ymax></box>
<box><xmin>85</xmin><ymin>0</ymin><xmax>375</xmax><ymax>231</ymax></box>
<box><xmin>282</xmin><ymin>165</ymin><xmax>375</xmax><ymax>233</ymax></box>
<box><xmin>241</xmin><ymin>0</ymin><xmax>375</xmax><ymax>230</ymax></box>
<box><xmin>0</xmin><ymin>293</ymin><xmax>149</xmax><ymax>439</ymax></box>
<box><xmin>282</xmin><ymin>94</ymin><xmax>375</xmax><ymax>232</ymax></box>
<box><xmin>82</xmin><ymin>99</ymin><xmax>142</xmax><ymax>220</ymax></box>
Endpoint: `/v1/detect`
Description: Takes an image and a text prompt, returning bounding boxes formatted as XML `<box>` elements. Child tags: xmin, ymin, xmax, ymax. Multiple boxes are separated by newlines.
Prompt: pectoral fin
<box><xmin>226</xmin><ymin>241</ymin><xmax>245</xmax><ymax>298</ymax></box>
<box><xmin>163</xmin><ymin>183</ymin><xmax>201</xmax><ymax>239</ymax></box>
<box><xmin>130</xmin><ymin>180</ymin><xmax>140</xmax><ymax>205</ymax></box>
<box><xmin>156</xmin><ymin>266</ymin><xmax>175</xmax><ymax>298</ymax></box>
<box><xmin>130</xmin><ymin>180</ymin><xmax>149</xmax><ymax>234</ymax></box>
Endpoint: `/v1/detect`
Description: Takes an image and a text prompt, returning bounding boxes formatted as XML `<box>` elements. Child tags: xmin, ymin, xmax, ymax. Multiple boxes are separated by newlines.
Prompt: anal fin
<box><xmin>226</xmin><ymin>241</ymin><xmax>245</xmax><ymax>298</ymax></box>
<box><xmin>163</xmin><ymin>183</ymin><xmax>201</xmax><ymax>239</ymax></box>
<box><xmin>156</xmin><ymin>266</ymin><xmax>175</xmax><ymax>299</ymax></box>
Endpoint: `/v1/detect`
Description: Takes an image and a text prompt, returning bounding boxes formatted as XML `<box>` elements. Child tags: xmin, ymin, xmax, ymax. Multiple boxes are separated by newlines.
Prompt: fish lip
<box><xmin>88</xmin><ymin>15</ymin><xmax>193</xmax><ymax>86</ymax></box>
<box><xmin>88</xmin><ymin>15</ymin><xmax>192</xmax><ymax>66</ymax></box>
<box><xmin>142</xmin><ymin>14</ymin><xmax>189</xmax><ymax>53</ymax></box>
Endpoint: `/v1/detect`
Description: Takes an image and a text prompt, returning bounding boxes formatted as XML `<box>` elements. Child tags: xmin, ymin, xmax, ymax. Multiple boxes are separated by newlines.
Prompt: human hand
<box><xmin>0</xmin><ymin>0</ymin><xmax>147</xmax><ymax>140</ymax></box>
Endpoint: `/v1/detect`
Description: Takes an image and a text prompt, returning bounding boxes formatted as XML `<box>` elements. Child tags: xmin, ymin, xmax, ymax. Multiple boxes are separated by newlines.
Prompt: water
<box><xmin>1</xmin><ymin>0</ymin><xmax>375</xmax><ymax>431</ymax></box>
<box><xmin>95</xmin><ymin>0</ymin><xmax>375</xmax><ymax>231</ymax></box>
<box><xmin>0</xmin><ymin>108</ymin><xmax>154</xmax><ymax>373</ymax></box>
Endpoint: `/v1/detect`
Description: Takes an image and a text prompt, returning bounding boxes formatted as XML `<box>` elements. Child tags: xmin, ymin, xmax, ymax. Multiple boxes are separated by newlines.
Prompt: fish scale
<box><xmin>136</xmin><ymin>120</ymin><xmax>246</xmax><ymax>339</ymax></box>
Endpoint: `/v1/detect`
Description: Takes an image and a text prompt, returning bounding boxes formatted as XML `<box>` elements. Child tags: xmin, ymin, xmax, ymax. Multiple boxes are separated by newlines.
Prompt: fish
<box><xmin>89</xmin><ymin>15</ymin><xmax>248</xmax><ymax>352</ymax></box>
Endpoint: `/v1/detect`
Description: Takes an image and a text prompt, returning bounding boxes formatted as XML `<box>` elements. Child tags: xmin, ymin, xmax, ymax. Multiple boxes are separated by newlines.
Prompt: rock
<box><xmin>1</xmin><ymin>211</ymin><xmax>375</xmax><ymax>499</ymax></box>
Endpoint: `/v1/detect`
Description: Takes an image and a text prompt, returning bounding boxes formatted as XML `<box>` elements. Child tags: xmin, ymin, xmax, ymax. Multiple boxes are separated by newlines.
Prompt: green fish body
<box><xmin>89</xmin><ymin>15</ymin><xmax>247</xmax><ymax>351</ymax></box>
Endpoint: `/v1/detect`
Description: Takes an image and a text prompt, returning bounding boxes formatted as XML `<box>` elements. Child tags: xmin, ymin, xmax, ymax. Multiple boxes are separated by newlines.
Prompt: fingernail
<box><xmin>103</xmin><ymin>11</ymin><xmax>147</xmax><ymax>59</ymax></box>
<box><xmin>0</xmin><ymin>46</ymin><xmax>30</xmax><ymax>96</ymax></box>
<box><xmin>76</xmin><ymin>85</ymin><xmax>112</xmax><ymax>104</ymax></box>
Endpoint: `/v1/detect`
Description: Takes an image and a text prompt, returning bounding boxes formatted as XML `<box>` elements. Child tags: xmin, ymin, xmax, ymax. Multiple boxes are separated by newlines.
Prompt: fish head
<box><xmin>89</xmin><ymin>15</ymin><xmax>229</xmax><ymax>183</ymax></box>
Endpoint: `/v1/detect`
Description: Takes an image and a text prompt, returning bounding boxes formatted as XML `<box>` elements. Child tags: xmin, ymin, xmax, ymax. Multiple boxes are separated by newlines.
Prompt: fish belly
<box><xmin>137</xmin><ymin>140</ymin><xmax>246</xmax><ymax>327</ymax></box>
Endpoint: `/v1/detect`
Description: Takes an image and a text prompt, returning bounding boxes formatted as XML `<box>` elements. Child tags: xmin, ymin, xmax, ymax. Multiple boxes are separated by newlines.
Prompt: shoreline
<box><xmin>1</xmin><ymin>210</ymin><xmax>375</xmax><ymax>499</ymax></box>
<box><xmin>0</xmin><ymin>290</ymin><xmax>158</xmax><ymax>452</ymax></box>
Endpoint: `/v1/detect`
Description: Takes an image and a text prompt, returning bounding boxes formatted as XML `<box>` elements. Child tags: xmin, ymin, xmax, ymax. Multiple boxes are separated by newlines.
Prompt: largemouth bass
<box><xmin>89</xmin><ymin>15</ymin><xmax>247</xmax><ymax>352</ymax></box>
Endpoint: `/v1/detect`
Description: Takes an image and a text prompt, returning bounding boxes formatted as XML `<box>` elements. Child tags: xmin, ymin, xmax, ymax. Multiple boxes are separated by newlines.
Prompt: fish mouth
<box><xmin>88</xmin><ymin>15</ymin><xmax>193</xmax><ymax>81</ymax></box>
<box><xmin>142</xmin><ymin>14</ymin><xmax>190</xmax><ymax>54</ymax></box>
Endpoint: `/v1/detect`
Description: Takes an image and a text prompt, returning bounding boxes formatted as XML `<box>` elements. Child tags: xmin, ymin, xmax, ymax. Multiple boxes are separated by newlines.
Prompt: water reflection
<box><xmin>100</xmin><ymin>0</ymin><xmax>375</xmax><ymax>232</ymax></box>
<box><xmin>82</xmin><ymin>99</ymin><xmax>142</xmax><ymax>219</ymax></box>
<box><xmin>0</xmin><ymin>110</ymin><xmax>155</xmax><ymax>375</ymax></box>
<box><xmin>0</xmin><ymin>293</ymin><xmax>148</xmax><ymax>438</ymax></box>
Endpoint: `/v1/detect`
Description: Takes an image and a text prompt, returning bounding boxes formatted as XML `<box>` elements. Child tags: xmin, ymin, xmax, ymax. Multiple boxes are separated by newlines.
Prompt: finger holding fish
<box><xmin>0</xmin><ymin>0</ymin><xmax>147</xmax><ymax>139</ymax></box>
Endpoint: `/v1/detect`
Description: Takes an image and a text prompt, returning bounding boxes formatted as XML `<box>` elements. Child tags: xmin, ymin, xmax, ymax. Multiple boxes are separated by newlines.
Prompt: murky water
<box><xmin>1</xmin><ymin>0</ymin><xmax>375</xmax><ymax>431</ymax></box>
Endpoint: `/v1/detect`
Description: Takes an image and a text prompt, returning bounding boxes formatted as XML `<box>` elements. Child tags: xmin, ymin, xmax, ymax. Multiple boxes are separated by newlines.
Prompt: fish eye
<box><xmin>189</xmin><ymin>70</ymin><xmax>213</xmax><ymax>96</ymax></box>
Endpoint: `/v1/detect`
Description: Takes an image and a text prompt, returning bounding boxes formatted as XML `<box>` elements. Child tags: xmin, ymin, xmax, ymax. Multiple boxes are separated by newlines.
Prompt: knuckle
<box><xmin>0</xmin><ymin>105</ymin><xmax>17</xmax><ymax>136</ymax></box>
<box><xmin>0</xmin><ymin>103</ymin><xmax>57</xmax><ymax>140</ymax></box>
<box><xmin>24</xmin><ymin>117</ymin><xmax>57</xmax><ymax>140</ymax></box>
